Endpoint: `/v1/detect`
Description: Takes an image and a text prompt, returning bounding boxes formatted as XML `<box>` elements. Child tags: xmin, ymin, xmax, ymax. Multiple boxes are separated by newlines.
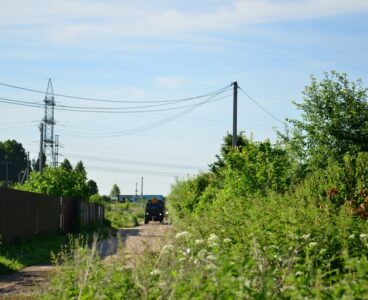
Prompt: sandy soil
<box><xmin>0</xmin><ymin>222</ymin><xmax>172</xmax><ymax>298</ymax></box>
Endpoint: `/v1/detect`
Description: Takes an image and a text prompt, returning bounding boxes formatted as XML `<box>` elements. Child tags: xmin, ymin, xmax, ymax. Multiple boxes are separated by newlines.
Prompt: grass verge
<box><xmin>0</xmin><ymin>226</ymin><xmax>111</xmax><ymax>276</ymax></box>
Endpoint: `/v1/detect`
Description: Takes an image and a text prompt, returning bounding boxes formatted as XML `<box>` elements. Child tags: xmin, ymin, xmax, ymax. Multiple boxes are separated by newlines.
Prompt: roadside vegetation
<box><xmin>0</xmin><ymin>231</ymin><xmax>102</xmax><ymax>275</ymax></box>
<box><xmin>105</xmin><ymin>201</ymin><xmax>145</xmax><ymax>228</ymax></box>
<box><xmin>38</xmin><ymin>71</ymin><xmax>368</xmax><ymax>298</ymax></box>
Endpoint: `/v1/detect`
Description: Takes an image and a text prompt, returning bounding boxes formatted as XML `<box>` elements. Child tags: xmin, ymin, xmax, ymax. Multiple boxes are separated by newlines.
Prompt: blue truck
<box><xmin>144</xmin><ymin>196</ymin><xmax>166</xmax><ymax>224</ymax></box>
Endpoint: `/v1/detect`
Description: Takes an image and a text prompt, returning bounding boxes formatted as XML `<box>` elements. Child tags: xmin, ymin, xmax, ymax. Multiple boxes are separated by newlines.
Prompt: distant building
<box><xmin>118</xmin><ymin>194</ymin><xmax>165</xmax><ymax>202</ymax></box>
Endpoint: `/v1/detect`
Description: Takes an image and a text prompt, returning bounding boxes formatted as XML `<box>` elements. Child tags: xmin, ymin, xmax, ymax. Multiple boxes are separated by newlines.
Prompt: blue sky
<box><xmin>1</xmin><ymin>0</ymin><xmax>368</xmax><ymax>195</ymax></box>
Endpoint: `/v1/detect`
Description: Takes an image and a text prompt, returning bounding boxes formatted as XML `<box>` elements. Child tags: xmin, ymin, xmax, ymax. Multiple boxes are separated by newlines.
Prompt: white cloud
<box><xmin>154</xmin><ymin>76</ymin><xmax>185</xmax><ymax>88</ymax></box>
<box><xmin>0</xmin><ymin>0</ymin><xmax>368</xmax><ymax>43</ymax></box>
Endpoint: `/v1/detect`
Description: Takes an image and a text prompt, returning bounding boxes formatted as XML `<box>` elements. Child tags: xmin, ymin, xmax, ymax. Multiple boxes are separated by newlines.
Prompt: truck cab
<box><xmin>144</xmin><ymin>196</ymin><xmax>165</xmax><ymax>224</ymax></box>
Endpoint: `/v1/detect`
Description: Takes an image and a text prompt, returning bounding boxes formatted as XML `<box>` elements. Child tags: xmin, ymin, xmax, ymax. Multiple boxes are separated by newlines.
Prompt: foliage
<box><xmin>17</xmin><ymin>166</ymin><xmax>90</xmax><ymax>200</ymax></box>
<box><xmin>0</xmin><ymin>231</ymin><xmax>96</xmax><ymax>275</ymax></box>
<box><xmin>40</xmin><ymin>237</ymin><xmax>140</xmax><ymax>299</ymax></box>
<box><xmin>38</xmin><ymin>72</ymin><xmax>368</xmax><ymax>298</ymax></box>
<box><xmin>60</xmin><ymin>158</ymin><xmax>73</xmax><ymax>171</ymax></box>
<box><xmin>285</xmin><ymin>71</ymin><xmax>368</xmax><ymax>169</ymax></box>
<box><xmin>0</xmin><ymin>139</ymin><xmax>28</xmax><ymax>184</ymax></box>
<box><xmin>87</xmin><ymin>179</ymin><xmax>99</xmax><ymax>196</ymax></box>
<box><xmin>105</xmin><ymin>202</ymin><xmax>144</xmax><ymax>228</ymax></box>
<box><xmin>89</xmin><ymin>193</ymin><xmax>103</xmax><ymax>204</ymax></box>
<box><xmin>32</xmin><ymin>153</ymin><xmax>46</xmax><ymax>172</ymax></box>
<box><xmin>110</xmin><ymin>184</ymin><xmax>121</xmax><ymax>199</ymax></box>
<box><xmin>209</xmin><ymin>131</ymin><xmax>249</xmax><ymax>173</ymax></box>
<box><xmin>74</xmin><ymin>160</ymin><xmax>87</xmax><ymax>180</ymax></box>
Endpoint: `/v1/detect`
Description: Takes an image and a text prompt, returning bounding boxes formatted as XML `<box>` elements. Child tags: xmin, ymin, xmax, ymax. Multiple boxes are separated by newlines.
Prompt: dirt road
<box><xmin>0</xmin><ymin>222</ymin><xmax>172</xmax><ymax>298</ymax></box>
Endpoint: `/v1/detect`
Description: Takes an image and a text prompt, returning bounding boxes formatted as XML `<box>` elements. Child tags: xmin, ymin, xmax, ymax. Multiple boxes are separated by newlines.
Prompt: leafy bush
<box><xmin>105</xmin><ymin>202</ymin><xmax>144</xmax><ymax>228</ymax></box>
<box><xmin>15</xmin><ymin>166</ymin><xmax>90</xmax><ymax>200</ymax></box>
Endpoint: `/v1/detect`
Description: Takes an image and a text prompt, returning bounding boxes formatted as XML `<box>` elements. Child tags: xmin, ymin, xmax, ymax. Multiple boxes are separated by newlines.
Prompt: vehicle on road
<box><xmin>144</xmin><ymin>196</ymin><xmax>165</xmax><ymax>224</ymax></box>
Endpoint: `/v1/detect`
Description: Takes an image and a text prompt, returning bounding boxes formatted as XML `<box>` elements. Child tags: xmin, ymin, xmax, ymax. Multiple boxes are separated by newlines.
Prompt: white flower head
<box><xmin>302</xmin><ymin>234</ymin><xmax>311</xmax><ymax>240</ymax></box>
<box><xmin>208</xmin><ymin>234</ymin><xmax>219</xmax><ymax>246</ymax></box>
<box><xmin>295</xmin><ymin>271</ymin><xmax>303</xmax><ymax>277</ymax></box>
<box><xmin>205</xmin><ymin>262</ymin><xmax>217</xmax><ymax>270</ymax></box>
<box><xmin>175</xmin><ymin>231</ymin><xmax>190</xmax><ymax>239</ymax></box>
<box><xmin>360</xmin><ymin>233</ymin><xmax>368</xmax><ymax>239</ymax></box>
<box><xmin>184</xmin><ymin>248</ymin><xmax>191</xmax><ymax>255</ymax></box>
<box><xmin>195</xmin><ymin>239</ymin><xmax>204</xmax><ymax>245</ymax></box>
<box><xmin>223</xmin><ymin>238</ymin><xmax>232</xmax><ymax>243</ymax></box>
<box><xmin>150</xmin><ymin>269</ymin><xmax>161</xmax><ymax>276</ymax></box>
<box><xmin>161</xmin><ymin>244</ymin><xmax>174</xmax><ymax>254</ymax></box>
<box><xmin>308</xmin><ymin>242</ymin><xmax>318</xmax><ymax>248</ymax></box>
<box><xmin>198</xmin><ymin>249</ymin><xmax>207</xmax><ymax>258</ymax></box>
<box><xmin>206</xmin><ymin>254</ymin><xmax>216</xmax><ymax>262</ymax></box>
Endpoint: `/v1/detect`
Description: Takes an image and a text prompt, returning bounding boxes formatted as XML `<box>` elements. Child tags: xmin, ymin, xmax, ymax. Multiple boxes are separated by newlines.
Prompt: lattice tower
<box><xmin>43</xmin><ymin>78</ymin><xmax>56</xmax><ymax>166</ymax></box>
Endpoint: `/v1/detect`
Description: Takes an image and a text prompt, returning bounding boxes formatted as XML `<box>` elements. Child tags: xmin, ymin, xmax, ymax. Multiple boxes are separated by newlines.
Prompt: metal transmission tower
<box><xmin>54</xmin><ymin>134</ymin><xmax>60</xmax><ymax>166</ymax></box>
<box><xmin>43</xmin><ymin>78</ymin><xmax>56</xmax><ymax>166</ymax></box>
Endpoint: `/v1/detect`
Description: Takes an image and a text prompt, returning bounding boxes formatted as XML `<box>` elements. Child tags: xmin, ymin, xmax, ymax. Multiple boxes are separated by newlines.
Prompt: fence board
<box><xmin>0</xmin><ymin>187</ymin><xmax>105</xmax><ymax>244</ymax></box>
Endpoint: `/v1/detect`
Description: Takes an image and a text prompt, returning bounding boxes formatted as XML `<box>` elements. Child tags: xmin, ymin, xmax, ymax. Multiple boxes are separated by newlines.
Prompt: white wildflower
<box><xmin>308</xmin><ymin>242</ymin><xmax>318</xmax><ymax>248</ymax></box>
<box><xmin>198</xmin><ymin>249</ymin><xmax>207</xmax><ymax>258</ymax></box>
<box><xmin>244</xmin><ymin>279</ymin><xmax>251</xmax><ymax>288</ymax></box>
<box><xmin>348</xmin><ymin>234</ymin><xmax>355</xmax><ymax>239</ymax></box>
<box><xmin>359</xmin><ymin>233</ymin><xmax>368</xmax><ymax>239</ymax></box>
<box><xmin>206</xmin><ymin>254</ymin><xmax>216</xmax><ymax>261</ymax></box>
<box><xmin>175</xmin><ymin>231</ymin><xmax>190</xmax><ymax>239</ymax></box>
<box><xmin>195</xmin><ymin>239</ymin><xmax>204</xmax><ymax>245</ymax></box>
<box><xmin>205</xmin><ymin>262</ymin><xmax>217</xmax><ymax>270</ymax></box>
<box><xmin>302</xmin><ymin>234</ymin><xmax>311</xmax><ymax>240</ymax></box>
<box><xmin>319</xmin><ymin>248</ymin><xmax>327</xmax><ymax>255</ymax></box>
<box><xmin>208</xmin><ymin>234</ymin><xmax>219</xmax><ymax>247</ymax></box>
<box><xmin>208</xmin><ymin>233</ymin><xmax>219</xmax><ymax>242</ymax></box>
<box><xmin>150</xmin><ymin>269</ymin><xmax>161</xmax><ymax>276</ymax></box>
<box><xmin>183</xmin><ymin>248</ymin><xmax>191</xmax><ymax>256</ymax></box>
<box><xmin>223</xmin><ymin>238</ymin><xmax>232</xmax><ymax>243</ymax></box>
<box><xmin>161</xmin><ymin>244</ymin><xmax>174</xmax><ymax>254</ymax></box>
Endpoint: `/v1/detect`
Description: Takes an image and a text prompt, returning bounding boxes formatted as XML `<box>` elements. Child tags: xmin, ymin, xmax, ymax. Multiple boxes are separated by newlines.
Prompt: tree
<box><xmin>285</xmin><ymin>71</ymin><xmax>368</xmax><ymax>169</ymax></box>
<box><xmin>74</xmin><ymin>161</ymin><xmax>87</xmax><ymax>180</ymax></box>
<box><xmin>32</xmin><ymin>153</ymin><xmax>46</xmax><ymax>172</ymax></box>
<box><xmin>87</xmin><ymin>179</ymin><xmax>98</xmax><ymax>195</ymax></box>
<box><xmin>209</xmin><ymin>131</ymin><xmax>249</xmax><ymax>173</ymax></box>
<box><xmin>110</xmin><ymin>184</ymin><xmax>120</xmax><ymax>200</ymax></box>
<box><xmin>18</xmin><ymin>166</ymin><xmax>90</xmax><ymax>200</ymax></box>
<box><xmin>0</xmin><ymin>140</ymin><xmax>28</xmax><ymax>184</ymax></box>
<box><xmin>60</xmin><ymin>158</ymin><xmax>73</xmax><ymax>171</ymax></box>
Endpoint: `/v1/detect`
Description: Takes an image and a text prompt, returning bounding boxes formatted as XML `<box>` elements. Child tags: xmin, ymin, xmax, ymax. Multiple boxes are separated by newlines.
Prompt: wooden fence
<box><xmin>0</xmin><ymin>187</ymin><xmax>105</xmax><ymax>244</ymax></box>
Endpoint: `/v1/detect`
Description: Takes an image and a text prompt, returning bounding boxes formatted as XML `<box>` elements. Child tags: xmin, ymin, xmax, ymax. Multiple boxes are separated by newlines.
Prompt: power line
<box><xmin>63</xmin><ymin>152</ymin><xmax>205</xmax><ymax>170</ymax></box>
<box><xmin>238</xmin><ymin>86</ymin><xmax>285</xmax><ymax>125</ymax></box>
<box><xmin>0</xmin><ymin>81</ymin><xmax>231</xmax><ymax>104</ymax></box>
<box><xmin>57</xmin><ymin>93</ymin><xmax>231</xmax><ymax>138</ymax></box>
<box><xmin>55</xmin><ymin>88</ymin><xmax>231</xmax><ymax>110</ymax></box>
<box><xmin>87</xmin><ymin>165</ymin><xmax>191</xmax><ymax>177</ymax></box>
<box><xmin>0</xmin><ymin>91</ymin><xmax>232</xmax><ymax>114</ymax></box>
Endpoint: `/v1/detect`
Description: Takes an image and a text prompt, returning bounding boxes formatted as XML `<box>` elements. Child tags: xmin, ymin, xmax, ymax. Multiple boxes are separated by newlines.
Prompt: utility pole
<box><xmin>135</xmin><ymin>182</ymin><xmax>138</xmax><ymax>200</ymax></box>
<box><xmin>232</xmin><ymin>81</ymin><xmax>238</xmax><ymax>147</ymax></box>
<box><xmin>39</xmin><ymin>123</ymin><xmax>44</xmax><ymax>173</ymax></box>
<box><xmin>20</xmin><ymin>152</ymin><xmax>30</xmax><ymax>184</ymax></box>
<box><xmin>141</xmin><ymin>177</ymin><xmax>144</xmax><ymax>197</ymax></box>
<box><xmin>26</xmin><ymin>152</ymin><xmax>30</xmax><ymax>180</ymax></box>
<box><xmin>5</xmin><ymin>155</ymin><xmax>8</xmax><ymax>187</ymax></box>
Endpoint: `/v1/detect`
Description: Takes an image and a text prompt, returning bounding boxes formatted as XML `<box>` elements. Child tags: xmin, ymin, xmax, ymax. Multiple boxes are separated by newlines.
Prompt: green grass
<box><xmin>105</xmin><ymin>201</ymin><xmax>145</xmax><ymax>228</ymax></box>
<box><xmin>0</xmin><ymin>227</ymin><xmax>111</xmax><ymax>276</ymax></box>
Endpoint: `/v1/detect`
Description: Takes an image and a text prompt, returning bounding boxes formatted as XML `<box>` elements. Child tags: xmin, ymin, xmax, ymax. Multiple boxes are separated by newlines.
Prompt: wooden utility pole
<box><xmin>232</xmin><ymin>81</ymin><xmax>238</xmax><ymax>147</ymax></box>
<box><xmin>141</xmin><ymin>177</ymin><xmax>144</xmax><ymax>197</ymax></box>
<box><xmin>39</xmin><ymin>123</ymin><xmax>44</xmax><ymax>173</ymax></box>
